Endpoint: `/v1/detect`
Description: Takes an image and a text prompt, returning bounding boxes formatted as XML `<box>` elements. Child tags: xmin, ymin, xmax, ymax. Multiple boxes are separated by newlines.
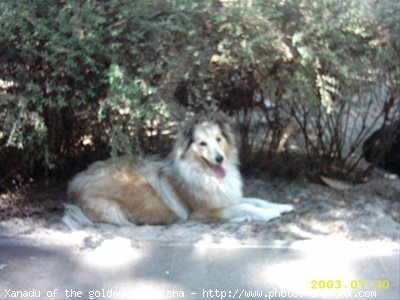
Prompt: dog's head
<box><xmin>174</xmin><ymin>113</ymin><xmax>238</xmax><ymax>179</ymax></box>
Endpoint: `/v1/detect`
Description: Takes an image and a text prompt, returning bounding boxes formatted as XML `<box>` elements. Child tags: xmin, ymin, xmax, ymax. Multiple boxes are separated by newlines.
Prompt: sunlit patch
<box><xmin>114</xmin><ymin>280</ymin><xmax>187</xmax><ymax>299</ymax></box>
<box><xmin>78</xmin><ymin>237</ymin><xmax>142</xmax><ymax>269</ymax></box>
<box><xmin>0</xmin><ymin>79</ymin><xmax>15</xmax><ymax>89</ymax></box>
<box><xmin>81</xmin><ymin>134</ymin><xmax>94</xmax><ymax>146</ymax></box>
<box><xmin>255</xmin><ymin>238</ymin><xmax>399</xmax><ymax>296</ymax></box>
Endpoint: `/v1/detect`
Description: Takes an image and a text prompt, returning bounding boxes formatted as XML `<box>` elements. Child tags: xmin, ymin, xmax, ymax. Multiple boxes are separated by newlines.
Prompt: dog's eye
<box><xmin>216</xmin><ymin>137</ymin><xmax>222</xmax><ymax>143</ymax></box>
<box><xmin>199</xmin><ymin>141</ymin><xmax>207</xmax><ymax>147</ymax></box>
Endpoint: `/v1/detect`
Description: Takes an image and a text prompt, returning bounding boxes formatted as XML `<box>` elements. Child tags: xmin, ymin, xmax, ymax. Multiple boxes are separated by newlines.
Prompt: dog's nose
<box><xmin>216</xmin><ymin>154</ymin><xmax>224</xmax><ymax>164</ymax></box>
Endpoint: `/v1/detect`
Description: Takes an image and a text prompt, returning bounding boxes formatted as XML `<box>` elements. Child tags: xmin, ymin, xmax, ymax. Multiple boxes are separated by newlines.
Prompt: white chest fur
<box><xmin>172</xmin><ymin>157</ymin><xmax>243</xmax><ymax>210</ymax></box>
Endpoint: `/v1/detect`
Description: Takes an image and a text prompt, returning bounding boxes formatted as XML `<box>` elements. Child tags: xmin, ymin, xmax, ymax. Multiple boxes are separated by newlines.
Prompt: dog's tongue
<box><xmin>212</xmin><ymin>164</ymin><xmax>226</xmax><ymax>179</ymax></box>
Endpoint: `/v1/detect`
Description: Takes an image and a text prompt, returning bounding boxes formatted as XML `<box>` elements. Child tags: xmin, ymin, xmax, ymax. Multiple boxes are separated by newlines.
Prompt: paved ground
<box><xmin>1</xmin><ymin>174</ymin><xmax>399</xmax><ymax>299</ymax></box>
<box><xmin>0</xmin><ymin>234</ymin><xmax>399</xmax><ymax>300</ymax></box>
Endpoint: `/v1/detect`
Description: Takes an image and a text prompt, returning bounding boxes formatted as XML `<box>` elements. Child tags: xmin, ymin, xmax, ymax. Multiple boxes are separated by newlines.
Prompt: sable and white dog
<box><xmin>63</xmin><ymin>113</ymin><xmax>293</xmax><ymax>228</ymax></box>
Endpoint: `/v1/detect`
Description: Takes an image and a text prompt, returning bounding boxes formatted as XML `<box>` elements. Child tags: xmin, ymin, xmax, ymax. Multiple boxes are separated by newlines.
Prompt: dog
<box><xmin>63</xmin><ymin>113</ymin><xmax>293</xmax><ymax>228</ymax></box>
<box><xmin>363</xmin><ymin>120</ymin><xmax>400</xmax><ymax>176</ymax></box>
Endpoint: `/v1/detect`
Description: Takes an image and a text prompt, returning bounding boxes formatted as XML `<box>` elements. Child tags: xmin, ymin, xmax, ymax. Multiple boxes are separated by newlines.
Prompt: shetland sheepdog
<box><xmin>63</xmin><ymin>113</ymin><xmax>293</xmax><ymax>228</ymax></box>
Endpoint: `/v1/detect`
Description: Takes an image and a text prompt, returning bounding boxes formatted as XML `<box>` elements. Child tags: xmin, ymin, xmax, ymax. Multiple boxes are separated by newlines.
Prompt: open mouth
<box><xmin>202</xmin><ymin>158</ymin><xmax>226</xmax><ymax>179</ymax></box>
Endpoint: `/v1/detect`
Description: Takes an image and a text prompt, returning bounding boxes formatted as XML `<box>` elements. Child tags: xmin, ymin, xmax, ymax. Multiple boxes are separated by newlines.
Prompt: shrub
<box><xmin>169</xmin><ymin>0</ymin><xmax>400</xmax><ymax>178</ymax></box>
<box><xmin>1</xmin><ymin>0</ymin><xmax>398</xmax><ymax>189</ymax></box>
<box><xmin>0</xmin><ymin>0</ymin><xmax>171</xmax><ymax>188</ymax></box>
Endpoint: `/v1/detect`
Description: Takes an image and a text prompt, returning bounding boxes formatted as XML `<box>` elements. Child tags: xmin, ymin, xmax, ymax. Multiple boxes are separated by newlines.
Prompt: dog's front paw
<box><xmin>242</xmin><ymin>198</ymin><xmax>294</xmax><ymax>214</ymax></box>
<box><xmin>229</xmin><ymin>204</ymin><xmax>281</xmax><ymax>222</ymax></box>
<box><xmin>277</xmin><ymin>203</ymin><xmax>294</xmax><ymax>214</ymax></box>
<box><xmin>223</xmin><ymin>201</ymin><xmax>294</xmax><ymax>222</ymax></box>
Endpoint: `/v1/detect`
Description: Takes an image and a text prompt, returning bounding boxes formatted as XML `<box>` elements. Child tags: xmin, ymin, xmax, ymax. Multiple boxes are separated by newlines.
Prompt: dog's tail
<box><xmin>62</xmin><ymin>204</ymin><xmax>94</xmax><ymax>230</ymax></box>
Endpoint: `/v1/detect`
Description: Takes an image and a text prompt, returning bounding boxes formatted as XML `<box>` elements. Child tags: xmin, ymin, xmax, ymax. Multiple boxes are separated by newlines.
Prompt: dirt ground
<box><xmin>0</xmin><ymin>172</ymin><xmax>399</xmax><ymax>244</ymax></box>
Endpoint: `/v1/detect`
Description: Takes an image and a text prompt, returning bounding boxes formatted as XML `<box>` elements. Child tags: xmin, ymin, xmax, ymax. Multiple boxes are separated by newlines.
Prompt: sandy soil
<box><xmin>1</xmin><ymin>173</ymin><xmax>398</xmax><ymax>246</ymax></box>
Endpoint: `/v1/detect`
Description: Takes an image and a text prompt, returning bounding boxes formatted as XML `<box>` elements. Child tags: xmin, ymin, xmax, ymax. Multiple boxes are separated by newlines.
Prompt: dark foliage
<box><xmin>0</xmin><ymin>0</ymin><xmax>399</xmax><ymax>191</ymax></box>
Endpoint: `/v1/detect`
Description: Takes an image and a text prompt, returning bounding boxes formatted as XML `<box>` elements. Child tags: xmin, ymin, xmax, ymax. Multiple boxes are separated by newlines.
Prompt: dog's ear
<box><xmin>179</xmin><ymin>119</ymin><xmax>195</xmax><ymax>153</ymax></box>
<box><xmin>215</xmin><ymin>113</ymin><xmax>235</xmax><ymax>146</ymax></box>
